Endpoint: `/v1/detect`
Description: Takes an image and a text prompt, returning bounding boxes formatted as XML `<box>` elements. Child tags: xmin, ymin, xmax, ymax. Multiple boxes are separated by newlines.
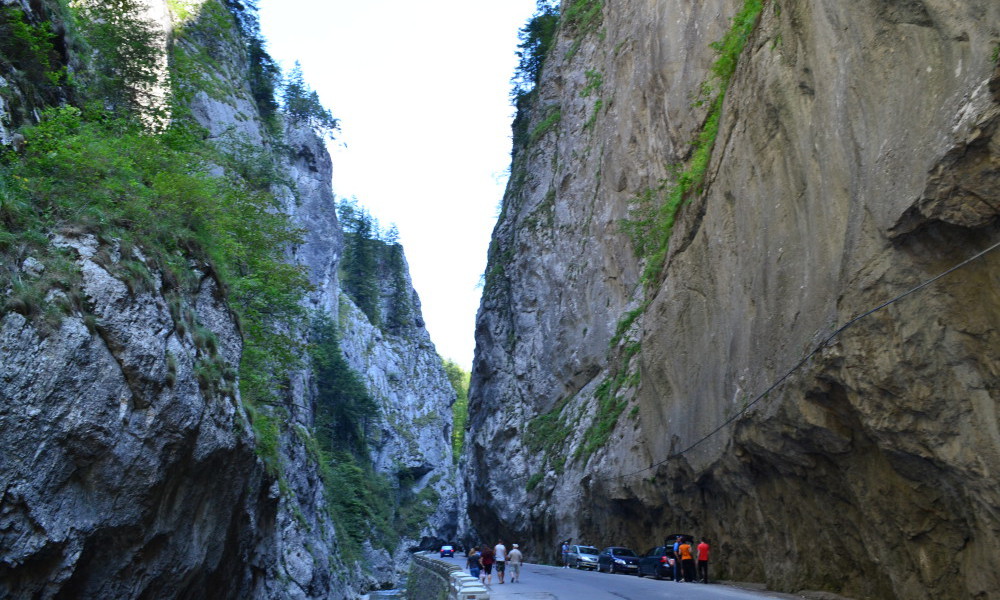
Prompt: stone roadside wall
<box><xmin>406</xmin><ymin>553</ymin><xmax>489</xmax><ymax>600</ymax></box>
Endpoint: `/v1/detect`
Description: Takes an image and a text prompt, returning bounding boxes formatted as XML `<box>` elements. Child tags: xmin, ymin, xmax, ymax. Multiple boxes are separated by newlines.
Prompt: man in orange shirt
<box><xmin>697</xmin><ymin>537</ymin><xmax>710</xmax><ymax>583</ymax></box>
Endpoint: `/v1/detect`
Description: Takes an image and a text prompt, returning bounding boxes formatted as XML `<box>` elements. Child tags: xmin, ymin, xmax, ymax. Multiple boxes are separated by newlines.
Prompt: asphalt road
<box><xmin>438</xmin><ymin>556</ymin><xmax>791</xmax><ymax>600</ymax></box>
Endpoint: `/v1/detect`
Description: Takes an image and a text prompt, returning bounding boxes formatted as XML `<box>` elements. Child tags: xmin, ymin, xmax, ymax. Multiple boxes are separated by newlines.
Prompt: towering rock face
<box><xmin>0</xmin><ymin>0</ymin><xmax>459</xmax><ymax>597</ymax></box>
<box><xmin>338</xmin><ymin>267</ymin><xmax>461</xmax><ymax>546</ymax></box>
<box><xmin>467</xmin><ymin>1</ymin><xmax>1000</xmax><ymax>599</ymax></box>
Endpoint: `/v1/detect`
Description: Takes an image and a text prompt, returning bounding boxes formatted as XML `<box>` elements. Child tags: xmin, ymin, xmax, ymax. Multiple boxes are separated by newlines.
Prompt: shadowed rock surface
<box><xmin>466</xmin><ymin>2</ymin><xmax>1000</xmax><ymax>599</ymax></box>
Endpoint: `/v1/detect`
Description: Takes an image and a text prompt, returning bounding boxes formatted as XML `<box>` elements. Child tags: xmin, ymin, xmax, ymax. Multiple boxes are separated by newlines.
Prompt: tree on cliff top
<box><xmin>282</xmin><ymin>61</ymin><xmax>339</xmax><ymax>139</ymax></box>
<box><xmin>511</xmin><ymin>0</ymin><xmax>559</xmax><ymax>100</ymax></box>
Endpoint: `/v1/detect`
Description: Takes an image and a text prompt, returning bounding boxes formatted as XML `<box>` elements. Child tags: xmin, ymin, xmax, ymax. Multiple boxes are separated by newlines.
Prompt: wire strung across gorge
<box><xmin>605</xmin><ymin>237</ymin><xmax>1000</xmax><ymax>484</ymax></box>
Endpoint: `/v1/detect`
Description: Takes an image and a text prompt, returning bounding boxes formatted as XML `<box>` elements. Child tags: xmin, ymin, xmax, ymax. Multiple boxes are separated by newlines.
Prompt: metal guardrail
<box><xmin>409</xmin><ymin>552</ymin><xmax>489</xmax><ymax>600</ymax></box>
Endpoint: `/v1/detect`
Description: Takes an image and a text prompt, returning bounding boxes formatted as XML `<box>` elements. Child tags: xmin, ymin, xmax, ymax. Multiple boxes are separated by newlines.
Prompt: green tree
<box><xmin>442</xmin><ymin>358</ymin><xmax>470</xmax><ymax>461</ymax></box>
<box><xmin>71</xmin><ymin>0</ymin><xmax>164</xmax><ymax>118</ymax></box>
<box><xmin>282</xmin><ymin>61</ymin><xmax>339</xmax><ymax>138</ymax></box>
<box><xmin>383</xmin><ymin>225</ymin><xmax>414</xmax><ymax>332</ymax></box>
<box><xmin>311</xmin><ymin>317</ymin><xmax>377</xmax><ymax>457</ymax></box>
<box><xmin>338</xmin><ymin>197</ymin><xmax>382</xmax><ymax>326</ymax></box>
<box><xmin>511</xmin><ymin>0</ymin><xmax>560</xmax><ymax>99</ymax></box>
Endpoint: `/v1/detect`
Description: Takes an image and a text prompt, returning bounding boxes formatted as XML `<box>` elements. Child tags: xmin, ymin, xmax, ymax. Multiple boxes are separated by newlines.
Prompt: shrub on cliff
<box><xmin>0</xmin><ymin>103</ymin><xmax>309</xmax><ymax>402</ymax></box>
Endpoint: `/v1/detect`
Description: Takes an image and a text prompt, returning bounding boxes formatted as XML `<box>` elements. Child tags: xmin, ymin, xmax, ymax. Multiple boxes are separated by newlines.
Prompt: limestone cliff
<box><xmin>0</xmin><ymin>0</ymin><xmax>458</xmax><ymax>597</ymax></box>
<box><xmin>467</xmin><ymin>1</ymin><xmax>1000</xmax><ymax>599</ymax></box>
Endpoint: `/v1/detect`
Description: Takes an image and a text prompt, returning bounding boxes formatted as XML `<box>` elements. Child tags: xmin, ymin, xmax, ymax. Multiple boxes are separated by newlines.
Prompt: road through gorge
<box><xmin>437</xmin><ymin>556</ymin><xmax>800</xmax><ymax>600</ymax></box>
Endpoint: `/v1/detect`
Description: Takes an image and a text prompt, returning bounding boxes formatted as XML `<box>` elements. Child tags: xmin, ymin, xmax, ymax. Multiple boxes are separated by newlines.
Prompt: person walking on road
<box><xmin>480</xmin><ymin>544</ymin><xmax>495</xmax><ymax>585</ymax></box>
<box><xmin>494</xmin><ymin>540</ymin><xmax>508</xmax><ymax>584</ymax></box>
<box><xmin>467</xmin><ymin>547</ymin><xmax>482</xmax><ymax>582</ymax></box>
<box><xmin>507</xmin><ymin>543</ymin><xmax>523</xmax><ymax>582</ymax></box>
<box><xmin>697</xmin><ymin>537</ymin><xmax>711</xmax><ymax>583</ymax></box>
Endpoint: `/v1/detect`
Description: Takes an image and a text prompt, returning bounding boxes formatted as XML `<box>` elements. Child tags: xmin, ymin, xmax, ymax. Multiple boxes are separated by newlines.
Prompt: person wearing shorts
<box><xmin>479</xmin><ymin>545</ymin><xmax>495</xmax><ymax>585</ymax></box>
<box><xmin>507</xmin><ymin>544</ymin><xmax>523</xmax><ymax>582</ymax></box>
<box><xmin>494</xmin><ymin>540</ymin><xmax>507</xmax><ymax>583</ymax></box>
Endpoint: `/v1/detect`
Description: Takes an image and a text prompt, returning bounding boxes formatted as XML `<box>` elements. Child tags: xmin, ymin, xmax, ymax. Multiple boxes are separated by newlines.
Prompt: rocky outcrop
<box><xmin>0</xmin><ymin>235</ymin><xmax>263</xmax><ymax>599</ymax></box>
<box><xmin>467</xmin><ymin>2</ymin><xmax>1000</xmax><ymax>599</ymax></box>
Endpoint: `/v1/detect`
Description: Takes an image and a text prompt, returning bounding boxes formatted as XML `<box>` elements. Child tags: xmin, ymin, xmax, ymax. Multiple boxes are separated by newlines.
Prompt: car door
<box><xmin>598</xmin><ymin>548</ymin><xmax>610</xmax><ymax>572</ymax></box>
<box><xmin>637</xmin><ymin>548</ymin><xmax>653</xmax><ymax>575</ymax></box>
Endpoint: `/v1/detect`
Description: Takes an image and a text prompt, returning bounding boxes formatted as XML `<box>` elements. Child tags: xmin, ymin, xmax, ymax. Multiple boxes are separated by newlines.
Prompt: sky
<box><xmin>257</xmin><ymin>0</ymin><xmax>539</xmax><ymax>369</ymax></box>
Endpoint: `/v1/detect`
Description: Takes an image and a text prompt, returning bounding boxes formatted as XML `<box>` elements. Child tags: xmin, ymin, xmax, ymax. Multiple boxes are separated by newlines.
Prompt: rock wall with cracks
<box><xmin>466</xmin><ymin>1</ymin><xmax>1000</xmax><ymax>599</ymax></box>
<box><xmin>0</xmin><ymin>0</ymin><xmax>460</xmax><ymax>597</ymax></box>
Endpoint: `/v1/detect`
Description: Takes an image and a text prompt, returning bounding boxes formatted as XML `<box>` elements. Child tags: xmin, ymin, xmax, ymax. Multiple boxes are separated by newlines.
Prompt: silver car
<box><xmin>567</xmin><ymin>544</ymin><xmax>600</xmax><ymax>570</ymax></box>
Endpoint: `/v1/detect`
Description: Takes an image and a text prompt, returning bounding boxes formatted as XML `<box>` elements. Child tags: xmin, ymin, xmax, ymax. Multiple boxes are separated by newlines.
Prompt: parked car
<box><xmin>637</xmin><ymin>546</ymin><xmax>674</xmax><ymax>579</ymax></box>
<box><xmin>566</xmin><ymin>544</ymin><xmax>600</xmax><ymax>570</ymax></box>
<box><xmin>664</xmin><ymin>533</ymin><xmax>694</xmax><ymax>546</ymax></box>
<box><xmin>596</xmin><ymin>547</ymin><xmax>640</xmax><ymax>574</ymax></box>
<box><xmin>440</xmin><ymin>545</ymin><xmax>454</xmax><ymax>558</ymax></box>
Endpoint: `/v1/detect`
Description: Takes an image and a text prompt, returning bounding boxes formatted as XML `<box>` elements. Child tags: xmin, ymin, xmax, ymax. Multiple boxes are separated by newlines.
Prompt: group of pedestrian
<box><xmin>466</xmin><ymin>535</ymin><xmax>710</xmax><ymax>587</ymax></box>
<box><xmin>466</xmin><ymin>540</ymin><xmax>523</xmax><ymax>585</ymax></box>
<box><xmin>671</xmin><ymin>536</ymin><xmax>711</xmax><ymax>583</ymax></box>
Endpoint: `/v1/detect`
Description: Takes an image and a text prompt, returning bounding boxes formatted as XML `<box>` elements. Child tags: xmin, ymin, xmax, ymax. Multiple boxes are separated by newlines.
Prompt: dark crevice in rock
<box><xmin>91</xmin><ymin>320</ymin><xmax>149</xmax><ymax>410</ymax></box>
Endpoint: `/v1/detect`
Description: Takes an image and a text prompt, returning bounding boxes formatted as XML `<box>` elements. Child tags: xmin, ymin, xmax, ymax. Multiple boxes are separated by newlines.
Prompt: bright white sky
<box><xmin>257</xmin><ymin>0</ymin><xmax>538</xmax><ymax>370</ymax></box>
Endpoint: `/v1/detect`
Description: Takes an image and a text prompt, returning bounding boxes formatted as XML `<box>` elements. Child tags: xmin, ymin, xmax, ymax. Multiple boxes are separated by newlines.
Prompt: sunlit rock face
<box><xmin>466</xmin><ymin>1</ymin><xmax>1000</xmax><ymax>599</ymax></box>
<box><xmin>338</xmin><ymin>277</ymin><xmax>462</xmax><ymax>546</ymax></box>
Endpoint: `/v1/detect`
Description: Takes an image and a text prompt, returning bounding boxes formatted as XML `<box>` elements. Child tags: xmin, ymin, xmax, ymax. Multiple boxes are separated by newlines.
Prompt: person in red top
<box><xmin>697</xmin><ymin>537</ymin><xmax>711</xmax><ymax>584</ymax></box>
<box><xmin>479</xmin><ymin>545</ymin><xmax>495</xmax><ymax>585</ymax></box>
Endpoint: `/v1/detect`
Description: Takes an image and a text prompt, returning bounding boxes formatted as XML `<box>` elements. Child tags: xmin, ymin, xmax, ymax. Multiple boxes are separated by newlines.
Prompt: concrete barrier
<box><xmin>407</xmin><ymin>552</ymin><xmax>489</xmax><ymax>600</ymax></box>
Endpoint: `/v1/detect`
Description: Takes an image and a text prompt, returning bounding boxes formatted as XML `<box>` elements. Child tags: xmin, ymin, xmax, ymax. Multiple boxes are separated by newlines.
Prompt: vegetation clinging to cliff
<box><xmin>283</xmin><ymin>61</ymin><xmax>340</xmax><ymax>139</ymax></box>
<box><xmin>623</xmin><ymin>0</ymin><xmax>763</xmax><ymax>288</ymax></box>
<box><xmin>73</xmin><ymin>0</ymin><xmax>165</xmax><ymax>119</ymax></box>
<box><xmin>586</xmin><ymin>0</ymin><xmax>764</xmax><ymax>460</ymax></box>
<box><xmin>312</xmin><ymin>317</ymin><xmax>377</xmax><ymax>456</ymax></box>
<box><xmin>307</xmin><ymin>318</ymin><xmax>443</xmax><ymax>559</ymax></box>
<box><xmin>443</xmin><ymin>358</ymin><xmax>470</xmax><ymax>462</ymax></box>
<box><xmin>0</xmin><ymin>7</ymin><xmax>68</xmax><ymax>91</ymax></box>
<box><xmin>0</xmin><ymin>0</ymin><xmax>332</xmax><ymax>426</ymax></box>
<box><xmin>511</xmin><ymin>0</ymin><xmax>559</xmax><ymax>101</ymax></box>
<box><xmin>337</xmin><ymin>198</ymin><xmax>413</xmax><ymax>333</ymax></box>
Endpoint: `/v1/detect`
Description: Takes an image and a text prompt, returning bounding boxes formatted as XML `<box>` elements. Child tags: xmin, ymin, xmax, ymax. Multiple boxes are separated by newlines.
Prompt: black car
<box><xmin>637</xmin><ymin>546</ymin><xmax>674</xmax><ymax>579</ymax></box>
<box><xmin>596</xmin><ymin>546</ymin><xmax>640</xmax><ymax>574</ymax></box>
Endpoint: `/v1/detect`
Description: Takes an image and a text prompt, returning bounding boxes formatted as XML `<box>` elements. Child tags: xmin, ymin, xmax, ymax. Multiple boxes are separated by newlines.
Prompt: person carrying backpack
<box><xmin>467</xmin><ymin>546</ymin><xmax>482</xmax><ymax>581</ymax></box>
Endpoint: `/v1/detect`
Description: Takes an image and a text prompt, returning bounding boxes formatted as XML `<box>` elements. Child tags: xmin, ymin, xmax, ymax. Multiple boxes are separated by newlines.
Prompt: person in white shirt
<box><xmin>507</xmin><ymin>544</ymin><xmax>523</xmax><ymax>583</ymax></box>
<box><xmin>494</xmin><ymin>540</ymin><xmax>507</xmax><ymax>584</ymax></box>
